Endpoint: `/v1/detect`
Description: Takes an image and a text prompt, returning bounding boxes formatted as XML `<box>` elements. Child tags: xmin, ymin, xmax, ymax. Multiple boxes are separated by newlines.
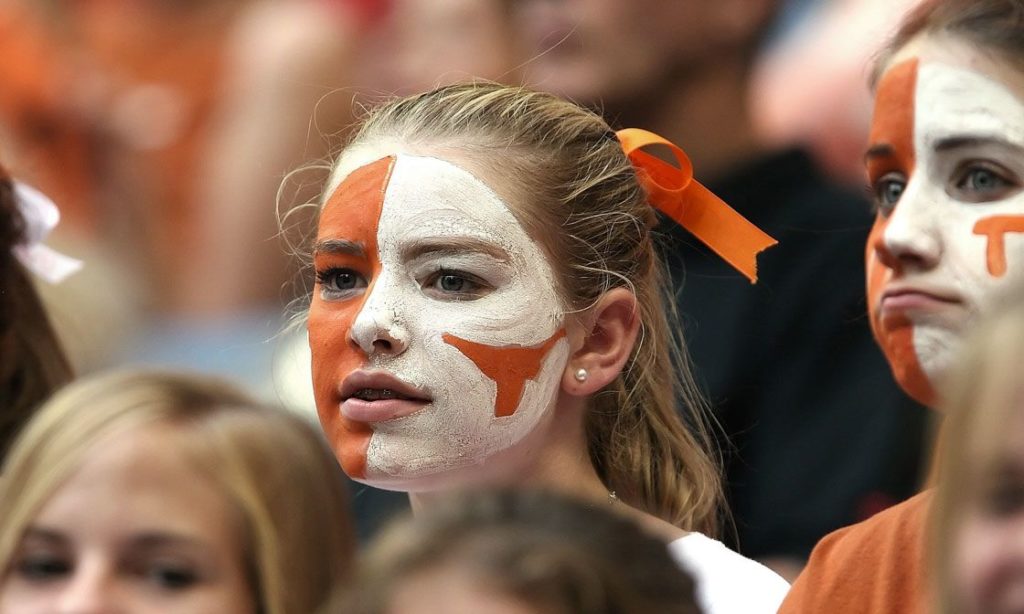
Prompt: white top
<box><xmin>667</xmin><ymin>533</ymin><xmax>790</xmax><ymax>614</ymax></box>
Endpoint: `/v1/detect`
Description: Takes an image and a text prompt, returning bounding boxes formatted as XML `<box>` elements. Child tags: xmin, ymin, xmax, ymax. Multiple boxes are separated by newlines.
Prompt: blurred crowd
<box><xmin>0</xmin><ymin>0</ymin><xmax>931</xmax><ymax>567</ymax></box>
<box><xmin>12</xmin><ymin>0</ymin><xmax>1024</xmax><ymax>612</ymax></box>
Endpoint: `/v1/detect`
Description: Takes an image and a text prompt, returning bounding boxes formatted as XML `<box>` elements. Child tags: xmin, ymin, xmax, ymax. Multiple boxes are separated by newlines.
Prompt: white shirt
<box><xmin>668</xmin><ymin>533</ymin><xmax>790</xmax><ymax>613</ymax></box>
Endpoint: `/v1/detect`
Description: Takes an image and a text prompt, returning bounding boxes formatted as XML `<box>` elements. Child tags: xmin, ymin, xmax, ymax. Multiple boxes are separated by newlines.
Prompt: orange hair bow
<box><xmin>617</xmin><ymin>128</ymin><xmax>777</xmax><ymax>283</ymax></box>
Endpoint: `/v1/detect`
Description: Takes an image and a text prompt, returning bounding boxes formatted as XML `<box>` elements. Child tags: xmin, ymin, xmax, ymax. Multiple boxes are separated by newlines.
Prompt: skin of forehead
<box><xmin>328</xmin><ymin>140</ymin><xmax>519</xmax><ymax>207</ymax></box>
<box><xmin>886</xmin><ymin>33</ymin><xmax>1024</xmax><ymax>104</ymax></box>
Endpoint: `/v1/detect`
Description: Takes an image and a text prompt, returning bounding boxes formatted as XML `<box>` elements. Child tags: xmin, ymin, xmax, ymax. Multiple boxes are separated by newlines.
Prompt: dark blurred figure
<box><xmin>508</xmin><ymin>0</ymin><xmax>929</xmax><ymax>577</ymax></box>
<box><xmin>335</xmin><ymin>489</ymin><xmax>702</xmax><ymax>614</ymax></box>
<box><xmin>0</xmin><ymin>164</ymin><xmax>73</xmax><ymax>458</ymax></box>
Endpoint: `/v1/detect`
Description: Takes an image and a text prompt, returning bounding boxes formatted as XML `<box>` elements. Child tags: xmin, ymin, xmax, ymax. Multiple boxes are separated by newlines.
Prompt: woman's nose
<box><xmin>56</xmin><ymin>560</ymin><xmax>116</xmax><ymax>614</ymax></box>
<box><xmin>874</xmin><ymin>181</ymin><xmax>943</xmax><ymax>274</ymax></box>
<box><xmin>348</xmin><ymin>287</ymin><xmax>409</xmax><ymax>356</ymax></box>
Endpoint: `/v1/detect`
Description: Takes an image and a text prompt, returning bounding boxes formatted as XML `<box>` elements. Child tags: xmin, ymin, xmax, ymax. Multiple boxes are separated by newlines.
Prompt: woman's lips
<box><xmin>879</xmin><ymin>287</ymin><xmax>962</xmax><ymax>316</ymax></box>
<box><xmin>341</xmin><ymin>397</ymin><xmax>430</xmax><ymax>423</ymax></box>
<box><xmin>338</xmin><ymin>370</ymin><xmax>431</xmax><ymax>423</ymax></box>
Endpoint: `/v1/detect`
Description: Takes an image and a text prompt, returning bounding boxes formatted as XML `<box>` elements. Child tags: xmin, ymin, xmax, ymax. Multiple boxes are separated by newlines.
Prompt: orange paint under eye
<box><xmin>972</xmin><ymin>215</ymin><xmax>1024</xmax><ymax>278</ymax></box>
<box><xmin>866</xmin><ymin>216</ymin><xmax>935</xmax><ymax>406</ymax></box>
<box><xmin>443</xmin><ymin>329</ymin><xmax>567</xmax><ymax>417</ymax></box>
<box><xmin>309</xmin><ymin>156</ymin><xmax>395</xmax><ymax>479</ymax></box>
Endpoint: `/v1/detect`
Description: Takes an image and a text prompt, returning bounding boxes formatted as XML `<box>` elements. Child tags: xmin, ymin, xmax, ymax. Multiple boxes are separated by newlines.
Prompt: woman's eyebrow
<box><xmin>128</xmin><ymin>532</ymin><xmax>208</xmax><ymax>552</ymax></box>
<box><xmin>402</xmin><ymin>237</ymin><xmax>511</xmax><ymax>262</ymax></box>
<box><xmin>21</xmin><ymin>527</ymin><xmax>66</xmax><ymax>546</ymax></box>
<box><xmin>314</xmin><ymin>239</ymin><xmax>366</xmax><ymax>258</ymax></box>
<box><xmin>934</xmin><ymin>135</ymin><xmax>1024</xmax><ymax>155</ymax></box>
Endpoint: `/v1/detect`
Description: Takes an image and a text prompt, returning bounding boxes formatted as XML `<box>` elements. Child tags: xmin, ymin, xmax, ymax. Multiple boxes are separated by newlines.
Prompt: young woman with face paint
<box><xmin>0</xmin><ymin>371</ymin><xmax>354</xmax><ymax>614</ymax></box>
<box><xmin>307</xmin><ymin>83</ymin><xmax>789</xmax><ymax>613</ymax></box>
<box><xmin>779</xmin><ymin>1</ymin><xmax>1024</xmax><ymax>612</ymax></box>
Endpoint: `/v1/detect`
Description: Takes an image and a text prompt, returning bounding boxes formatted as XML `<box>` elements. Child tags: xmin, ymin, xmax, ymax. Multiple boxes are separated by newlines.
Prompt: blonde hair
<box><xmin>932</xmin><ymin>294</ymin><xmax>1024</xmax><ymax>614</ymax></box>
<box><xmin>323</xmin><ymin>82</ymin><xmax>723</xmax><ymax>534</ymax></box>
<box><xmin>0</xmin><ymin>370</ymin><xmax>354</xmax><ymax>614</ymax></box>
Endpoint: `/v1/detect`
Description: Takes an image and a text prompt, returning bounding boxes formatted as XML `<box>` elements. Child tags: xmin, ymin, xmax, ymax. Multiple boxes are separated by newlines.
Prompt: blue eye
<box><xmin>951</xmin><ymin>161</ymin><xmax>1020</xmax><ymax>203</ymax></box>
<box><xmin>871</xmin><ymin>173</ymin><xmax>906</xmax><ymax>215</ymax></box>
<box><xmin>439</xmin><ymin>274</ymin><xmax>466</xmax><ymax>292</ymax></box>
<box><xmin>425</xmin><ymin>269</ymin><xmax>489</xmax><ymax>300</ymax></box>
<box><xmin>316</xmin><ymin>267</ymin><xmax>368</xmax><ymax>299</ymax></box>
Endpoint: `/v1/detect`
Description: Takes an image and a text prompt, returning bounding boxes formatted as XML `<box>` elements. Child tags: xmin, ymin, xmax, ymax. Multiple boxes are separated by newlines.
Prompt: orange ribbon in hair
<box><xmin>617</xmin><ymin>128</ymin><xmax>778</xmax><ymax>283</ymax></box>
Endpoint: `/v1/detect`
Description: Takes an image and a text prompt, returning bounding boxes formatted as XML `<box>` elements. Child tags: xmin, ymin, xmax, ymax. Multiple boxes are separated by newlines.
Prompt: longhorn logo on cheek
<box><xmin>973</xmin><ymin>215</ymin><xmax>1024</xmax><ymax>278</ymax></box>
<box><xmin>443</xmin><ymin>329</ymin><xmax>567</xmax><ymax>417</ymax></box>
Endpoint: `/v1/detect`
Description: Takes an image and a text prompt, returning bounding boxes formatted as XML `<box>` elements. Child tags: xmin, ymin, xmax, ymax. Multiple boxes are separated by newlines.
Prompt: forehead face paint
<box><xmin>866</xmin><ymin>53</ymin><xmax>1024</xmax><ymax>406</ymax></box>
<box><xmin>309</xmin><ymin>153</ymin><xmax>569</xmax><ymax>490</ymax></box>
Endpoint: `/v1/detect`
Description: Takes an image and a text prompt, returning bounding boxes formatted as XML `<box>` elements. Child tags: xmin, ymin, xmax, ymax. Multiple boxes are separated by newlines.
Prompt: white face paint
<box><xmin>310</xmin><ymin>150</ymin><xmax>570</xmax><ymax>492</ymax></box>
<box><xmin>867</xmin><ymin>37</ymin><xmax>1024</xmax><ymax>394</ymax></box>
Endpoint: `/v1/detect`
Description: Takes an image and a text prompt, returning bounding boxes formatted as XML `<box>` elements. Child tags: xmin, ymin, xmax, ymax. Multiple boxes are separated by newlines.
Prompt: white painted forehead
<box><xmin>916</xmin><ymin>61</ymin><xmax>1024</xmax><ymax>139</ymax></box>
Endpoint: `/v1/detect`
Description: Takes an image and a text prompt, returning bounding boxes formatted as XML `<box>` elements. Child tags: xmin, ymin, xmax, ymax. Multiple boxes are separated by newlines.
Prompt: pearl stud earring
<box><xmin>574</xmin><ymin>368</ymin><xmax>588</xmax><ymax>382</ymax></box>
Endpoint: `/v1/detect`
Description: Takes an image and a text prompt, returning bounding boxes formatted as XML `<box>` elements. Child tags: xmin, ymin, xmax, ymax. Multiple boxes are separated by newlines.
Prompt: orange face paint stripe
<box><xmin>867</xmin><ymin>59</ymin><xmax>918</xmax><ymax>183</ymax></box>
<box><xmin>865</xmin><ymin>59</ymin><xmax>935</xmax><ymax>407</ymax></box>
<box><xmin>972</xmin><ymin>215</ymin><xmax>1024</xmax><ymax>278</ymax></box>
<box><xmin>443</xmin><ymin>329</ymin><xmax>567</xmax><ymax>418</ymax></box>
<box><xmin>310</xmin><ymin>156</ymin><xmax>396</xmax><ymax>479</ymax></box>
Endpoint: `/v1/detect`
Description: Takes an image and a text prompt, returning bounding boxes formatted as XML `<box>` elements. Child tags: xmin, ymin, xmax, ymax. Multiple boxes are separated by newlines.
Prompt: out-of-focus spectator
<box><xmin>382</xmin><ymin>0</ymin><xmax>518</xmax><ymax>94</ymax></box>
<box><xmin>0</xmin><ymin>370</ymin><xmax>354</xmax><ymax>614</ymax></box>
<box><xmin>932</xmin><ymin>294</ymin><xmax>1024</xmax><ymax>614</ymax></box>
<box><xmin>0</xmin><ymin>0</ymin><xmax>375</xmax><ymax>395</ymax></box>
<box><xmin>0</xmin><ymin>162</ymin><xmax>73</xmax><ymax>459</ymax></box>
<box><xmin>750</xmin><ymin>0</ymin><xmax>922</xmax><ymax>185</ymax></box>
<box><xmin>508</xmin><ymin>0</ymin><xmax>929</xmax><ymax>578</ymax></box>
<box><xmin>336</xmin><ymin>490</ymin><xmax>702</xmax><ymax>614</ymax></box>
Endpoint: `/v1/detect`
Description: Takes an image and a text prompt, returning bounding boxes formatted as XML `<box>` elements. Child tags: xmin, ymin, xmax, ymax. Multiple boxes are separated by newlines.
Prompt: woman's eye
<box><xmin>144</xmin><ymin>564</ymin><xmax>199</xmax><ymax>590</ymax></box>
<box><xmin>316</xmin><ymin>267</ymin><xmax>367</xmax><ymax>298</ymax></box>
<box><xmin>15</xmin><ymin>555</ymin><xmax>71</xmax><ymax>581</ymax></box>
<box><xmin>871</xmin><ymin>173</ymin><xmax>906</xmax><ymax>215</ymax></box>
<box><xmin>953</xmin><ymin>164</ymin><xmax>1017</xmax><ymax>202</ymax></box>
<box><xmin>425</xmin><ymin>269</ymin><xmax>490</xmax><ymax>300</ymax></box>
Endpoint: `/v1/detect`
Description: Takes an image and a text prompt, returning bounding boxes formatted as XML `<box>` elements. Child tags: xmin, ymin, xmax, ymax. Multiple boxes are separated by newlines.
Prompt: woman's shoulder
<box><xmin>778</xmin><ymin>490</ymin><xmax>933</xmax><ymax>614</ymax></box>
<box><xmin>668</xmin><ymin>532</ymin><xmax>790</xmax><ymax>614</ymax></box>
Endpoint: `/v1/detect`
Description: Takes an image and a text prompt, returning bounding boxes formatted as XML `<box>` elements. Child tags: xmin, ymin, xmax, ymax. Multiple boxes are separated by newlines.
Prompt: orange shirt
<box><xmin>779</xmin><ymin>490</ymin><xmax>933</xmax><ymax>614</ymax></box>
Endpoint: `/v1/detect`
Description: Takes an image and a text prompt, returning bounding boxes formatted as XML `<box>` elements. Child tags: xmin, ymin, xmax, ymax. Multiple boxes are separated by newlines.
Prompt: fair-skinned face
<box><xmin>0</xmin><ymin>424</ymin><xmax>256</xmax><ymax>614</ymax></box>
<box><xmin>309</xmin><ymin>145</ymin><xmax>576</xmax><ymax>492</ymax></box>
<box><xmin>952</xmin><ymin>403</ymin><xmax>1024</xmax><ymax>614</ymax></box>
<box><xmin>865</xmin><ymin>35</ymin><xmax>1024</xmax><ymax>405</ymax></box>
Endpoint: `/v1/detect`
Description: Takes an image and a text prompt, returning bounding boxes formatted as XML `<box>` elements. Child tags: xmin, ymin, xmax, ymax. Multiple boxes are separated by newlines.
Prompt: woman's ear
<box><xmin>562</xmin><ymin>288</ymin><xmax>641</xmax><ymax>396</ymax></box>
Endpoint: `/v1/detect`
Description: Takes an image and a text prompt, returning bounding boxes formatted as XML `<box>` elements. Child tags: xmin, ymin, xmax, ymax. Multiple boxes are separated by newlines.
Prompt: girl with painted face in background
<box><xmin>933</xmin><ymin>294</ymin><xmax>1024</xmax><ymax>614</ymax></box>
<box><xmin>0</xmin><ymin>371</ymin><xmax>354</xmax><ymax>614</ymax></box>
<box><xmin>307</xmin><ymin>82</ymin><xmax>788</xmax><ymax>613</ymax></box>
<box><xmin>779</xmin><ymin>1</ymin><xmax>1024</xmax><ymax>612</ymax></box>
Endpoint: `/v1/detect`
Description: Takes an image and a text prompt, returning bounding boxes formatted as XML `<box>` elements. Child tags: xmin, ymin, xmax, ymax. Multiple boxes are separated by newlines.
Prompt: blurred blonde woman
<box><xmin>0</xmin><ymin>370</ymin><xmax>354</xmax><ymax>614</ymax></box>
<box><xmin>933</xmin><ymin>294</ymin><xmax>1024</xmax><ymax>614</ymax></box>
